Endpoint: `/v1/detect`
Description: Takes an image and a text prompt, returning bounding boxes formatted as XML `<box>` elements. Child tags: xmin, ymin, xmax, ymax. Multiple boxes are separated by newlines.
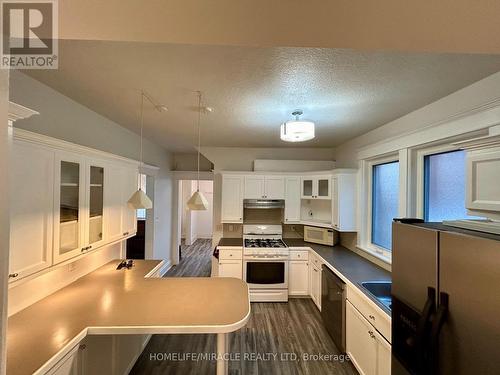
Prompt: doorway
<box><xmin>179</xmin><ymin>179</ymin><xmax>213</xmax><ymax>255</ymax></box>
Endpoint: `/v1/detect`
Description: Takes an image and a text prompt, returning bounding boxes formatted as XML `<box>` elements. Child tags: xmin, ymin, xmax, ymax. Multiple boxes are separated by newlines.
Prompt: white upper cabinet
<box><xmin>86</xmin><ymin>162</ymin><xmax>106</xmax><ymax>249</ymax></box>
<box><xmin>301</xmin><ymin>175</ymin><xmax>331</xmax><ymax>199</ymax></box>
<box><xmin>53</xmin><ymin>151</ymin><xmax>87</xmax><ymax>264</ymax></box>
<box><xmin>244</xmin><ymin>176</ymin><xmax>265</xmax><ymax>199</ymax></box>
<box><xmin>331</xmin><ymin>171</ymin><xmax>357</xmax><ymax>232</ymax></box>
<box><xmin>284</xmin><ymin>177</ymin><xmax>301</xmax><ymax>223</ymax></box>
<box><xmin>244</xmin><ymin>175</ymin><xmax>285</xmax><ymax>199</ymax></box>
<box><xmin>9</xmin><ymin>140</ymin><xmax>55</xmax><ymax>282</ymax></box>
<box><xmin>104</xmin><ymin>164</ymin><xmax>124</xmax><ymax>243</ymax></box>
<box><xmin>121</xmin><ymin>166</ymin><xmax>138</xmax><ymax>237</ymax></box>
<box><xmin>221</xmin><ymin>175</ymin><xmax>244</xmax><ymax>223</ymax></box>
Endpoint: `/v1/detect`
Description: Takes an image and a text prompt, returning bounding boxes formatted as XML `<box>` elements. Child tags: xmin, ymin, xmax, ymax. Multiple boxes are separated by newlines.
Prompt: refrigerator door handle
<box><xmin>415</xmin><ymin>287</ymin><xmax>436</xmax><ymax>373</ymax></box>
<box><xmin>428</xmin><ymin>292</ymin><xmax>449</xmax><ymax>375</ymax></box>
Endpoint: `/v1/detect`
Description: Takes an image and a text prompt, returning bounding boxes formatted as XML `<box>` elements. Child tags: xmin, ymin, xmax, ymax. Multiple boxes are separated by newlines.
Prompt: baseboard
<box><xmin>159</xmin><ymin>260</ymin><xmax>172</xmax><ymax>276</ymax></box>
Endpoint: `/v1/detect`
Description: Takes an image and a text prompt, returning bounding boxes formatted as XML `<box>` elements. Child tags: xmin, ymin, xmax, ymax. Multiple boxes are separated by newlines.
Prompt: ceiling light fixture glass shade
<box><xmin>187</xmin><ymin>91</ymin><xmax>209</xmax><ymax>211</ymax></box>
<box><xmin>280</xmin><ymin>110</ymin><xmax>315</xmax><ymax>142</ymax></box>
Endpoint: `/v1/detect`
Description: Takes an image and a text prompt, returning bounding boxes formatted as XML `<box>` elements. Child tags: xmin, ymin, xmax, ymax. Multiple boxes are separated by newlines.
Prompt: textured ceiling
<box><xmin>24</xmin><ymin>40</ymin><xmax>500</xmax><ymax>152</ymax></box>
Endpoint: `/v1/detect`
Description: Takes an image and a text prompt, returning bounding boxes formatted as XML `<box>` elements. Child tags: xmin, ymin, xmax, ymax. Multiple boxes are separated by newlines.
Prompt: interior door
<box><xmin>438</xmin><ymin>231</ymin><xmax>500</xmax><ymax>375</ymax></box>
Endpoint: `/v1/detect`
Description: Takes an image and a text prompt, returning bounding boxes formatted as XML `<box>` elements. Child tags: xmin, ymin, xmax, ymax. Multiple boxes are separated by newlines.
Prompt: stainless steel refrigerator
<box><xmin>392</xmin><ymin>220</ymin><xmax>500</xmax><ymax>375</ymax></box>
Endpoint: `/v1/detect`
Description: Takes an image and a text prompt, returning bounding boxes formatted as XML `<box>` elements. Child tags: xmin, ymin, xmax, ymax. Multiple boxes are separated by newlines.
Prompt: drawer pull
<box><xmin>368</xmin><ymin>330</ymin><xmax>375</xmax><ymax>339</ymax></box>
<box><xmin>369</xmin><ymin>315</ymin><xmax>376</xmax><ymax>321</ymax></box>
<box><xmin>123</xmin><ymin>232</ymin><xmax>129</xmax><ymax>236</ymax></box>
<box><xmin>9</xmin><ymin>273</ymin><xmax>19</xmax><ymax>278</ymax></box>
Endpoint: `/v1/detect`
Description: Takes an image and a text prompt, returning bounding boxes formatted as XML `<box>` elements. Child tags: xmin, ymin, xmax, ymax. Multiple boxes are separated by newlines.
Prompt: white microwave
<box><xmin>304</xmin><ymin>226</ymin><xmax>338</xmax><ymax>246</ymax></box>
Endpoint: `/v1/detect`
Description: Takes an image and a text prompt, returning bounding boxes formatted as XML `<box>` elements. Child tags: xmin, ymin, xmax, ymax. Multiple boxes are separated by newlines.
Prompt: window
<box><xmin>371</xmin><ymin>161</ymin><xmax>399</xmax><ymax>250</ymax></box>
<box><xmin>424</xmin><ymin>150</ymin><xmax>478</xmax><ymax>222</ymax></box>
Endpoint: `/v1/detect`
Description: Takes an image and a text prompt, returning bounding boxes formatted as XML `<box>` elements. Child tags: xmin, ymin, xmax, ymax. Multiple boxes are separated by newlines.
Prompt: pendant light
<box><xmin>280</xmin><ymin>110</ymin><xmax>315</xmax><ymax>142</ymax></box>
<box><xmin>187</xmin><ymin>91</ymin><xmax>209</xmax><ymax>211</ymax></box>
<box><xmin>128</xmin><ymin>91</ymin><xmax>155</xmax><ymax>209</ymax></box>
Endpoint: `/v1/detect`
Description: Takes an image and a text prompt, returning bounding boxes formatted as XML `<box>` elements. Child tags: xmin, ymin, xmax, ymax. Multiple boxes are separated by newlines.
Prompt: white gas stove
<box><xmin>242</xmin><ymin>224</ymin><xmax>289</xmax><ymax>302</ymax></box>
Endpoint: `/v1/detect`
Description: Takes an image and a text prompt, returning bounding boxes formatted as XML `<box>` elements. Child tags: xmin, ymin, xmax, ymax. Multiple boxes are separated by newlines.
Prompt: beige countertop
<box><xmin>7</xmin><ymin>260</ymin><xmax>250</xmax><ymax>375</ymax></box>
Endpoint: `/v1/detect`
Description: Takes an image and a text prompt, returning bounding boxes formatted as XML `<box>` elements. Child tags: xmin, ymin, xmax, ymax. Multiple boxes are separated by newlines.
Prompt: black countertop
<box><xmin>284</xmin><ymin>238</ymin><xmax>392</xmax><ymax>316</ymax></box>
<box><xmin>217</xmin><ymin>238</ymin><xmax>244</xmax><ymax>247</ymax></box>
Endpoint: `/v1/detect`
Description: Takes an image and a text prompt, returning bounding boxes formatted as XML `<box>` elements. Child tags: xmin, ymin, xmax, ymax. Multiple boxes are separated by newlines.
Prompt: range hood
<box><xmin>243</xmin><ymin>199</ymin><xmax>285</xmax><ymax>209</ymax></box>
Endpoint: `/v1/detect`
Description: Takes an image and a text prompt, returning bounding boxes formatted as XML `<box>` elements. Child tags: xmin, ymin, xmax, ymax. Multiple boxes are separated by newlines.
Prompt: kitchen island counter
<box><xmin>7</xmin><ymin>260</ymin><xmax>250</xmax><ymax>375</ymax></box>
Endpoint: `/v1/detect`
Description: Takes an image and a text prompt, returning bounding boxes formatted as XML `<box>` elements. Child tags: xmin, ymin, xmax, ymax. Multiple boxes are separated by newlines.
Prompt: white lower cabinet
<box><xmin>289</xmin><ymin>260</ymin><xmax>309</xmax><ymax>295</ymax></box>
<box><xmin>309</xmin><ymin>261</ymin><xmax>322</xmax><ymax>310</ymax></box>
<box><xmin>45</xmin><ymin>344</ymin><xmax>84</xmax><ymax>375</ymax></box>
<box><xmin>346</xmin><ymin>300</ymin><xmax>391</xmax><ymax>375</ymax></box>
<box><xmin>217</xmin><ymin>247</ymin><xmax>243</xmax><ymax>278</ymax></box>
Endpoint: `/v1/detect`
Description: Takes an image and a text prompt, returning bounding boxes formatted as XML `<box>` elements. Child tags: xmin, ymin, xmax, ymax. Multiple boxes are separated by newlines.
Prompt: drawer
<box><xmin>218</xmin><ymin>248</ymin><xmax>242</xmax><ymax>260</ymax></box>
<box><xmin>309</xmin><ymin>251</ymin><xmax>322</xmax><ymax>268</ymax></box>
<box><xmin>347</xmin><ymin>285</ymin><xmax>391</xmax><ymax>343</ymax></box>
<box><xmin>289</xmin><ymin>250</ymin><xmax>309</xmax><ymax>261</ymax></box>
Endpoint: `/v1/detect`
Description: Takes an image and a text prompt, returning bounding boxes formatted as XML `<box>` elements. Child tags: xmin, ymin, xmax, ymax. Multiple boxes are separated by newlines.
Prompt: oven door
<box><xmin>243</xmin><ymin>258</ymin><xmax>288</xmax><ymax>289</ymax></box>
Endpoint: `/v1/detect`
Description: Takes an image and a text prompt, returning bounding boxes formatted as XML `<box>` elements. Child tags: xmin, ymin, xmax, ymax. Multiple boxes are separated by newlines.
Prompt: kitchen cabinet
<box><xmin>221</xmin><ymin>175</ymin><xmax>244</xmax><ymax>223</ymax></box>
<box><xmin>121</xmin><ymin>166</ymin><xmax>138</xmax><ymax>236</ymax></box>
<box><xmin>9</xmin><ymin>140</ymin><xmax>55</xmax><ymax>282</ymax></box>
<box><xmin>53</xmin><ymin>152</ymin><xmax>87</xmax><ymax>264</ymax></box>
<box><xmin>86</xmin><ymin>163</ymin><xmax>105</xmax><ymax>248</ymax></box>
<box><xmin>289</xmin><ymin>250</ymin><xmax>309</xmax><ymax>295</ymax></box>
<box><xmin>217</xmin><ymin>247</ymin><xmax>243</xmax><ymax>278</ymax></box>
<box><xmin>45</xmin><ymin>344</ymin><xmax>83</xmax><ymax>375</ymax></box>
<box><xmin>301</xmin><ymin>176</ymin><xmax>331</xmax><ymax>199</ymax></box>
<box><xmin>346</xmin><ymin>300</ymin><xmax>391</xmax><ymax>375</ymax></box>
<box><xmin>309</xmin><ymin>252</ymin><xmax>322</xmax><ymax>310</ymax></box>
<box><xmin>104</xmin><ymin>164</ymin><xmax>125</xmax><ymax>242</ymax></box>
<box><xmin>244</xmin><ymin>175</ymin><xmax>285</xmax><ymax>199</ymax></box>
<box><xmin>331</xmin><ymin>170</ymin><xmax>357</xmax><ymax>232</ymax></box>
<box><xmin>284</xmin><ymin>177</ymin><xmax>301</xmax><ymax>223</ymax></box>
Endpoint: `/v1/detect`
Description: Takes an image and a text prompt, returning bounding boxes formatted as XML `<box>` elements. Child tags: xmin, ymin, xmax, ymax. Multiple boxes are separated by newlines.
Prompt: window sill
<box><xmin>357</xmin><ymin>244</ymin><xmax>392</xmax><ymax>265</ymax></box>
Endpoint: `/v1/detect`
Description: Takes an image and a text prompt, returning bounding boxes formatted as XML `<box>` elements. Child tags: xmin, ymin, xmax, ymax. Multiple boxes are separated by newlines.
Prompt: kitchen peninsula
<box><xmin>7</xmin><ymin>260</ymin><xmax>250</xmax><ymax>375</ymax></box>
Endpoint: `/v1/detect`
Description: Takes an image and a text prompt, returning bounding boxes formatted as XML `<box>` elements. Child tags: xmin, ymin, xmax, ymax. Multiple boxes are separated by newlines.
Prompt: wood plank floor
<box><xmin>130</xmin><ymin>239</ymin><xmax>357</xmax><ymax>375</ymax></box>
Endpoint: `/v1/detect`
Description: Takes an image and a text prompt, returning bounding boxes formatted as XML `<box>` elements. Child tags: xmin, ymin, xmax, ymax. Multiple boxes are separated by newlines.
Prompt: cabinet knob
<box><xmin>79</xmin><ymin>344</ymin><xmax>87</xmax><ymax>351</ymax></box>
<box><xmin>9</xmin><ymin>273</ymin><xmax>19</xmax><ymax>278</ymax></box>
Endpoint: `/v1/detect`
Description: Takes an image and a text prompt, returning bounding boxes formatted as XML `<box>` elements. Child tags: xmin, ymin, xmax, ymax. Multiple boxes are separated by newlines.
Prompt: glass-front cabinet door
<box><xmin>88</xmin><ymin>164</ymin><xmax>104</xmax><ymax>247</ymax></box>
<box><xmin>302</xmin><ymin>178</ymin><xmax>314</xmax><ymax>198</ymax></box>
<box><xmin>55</xmin><ymin>154</ymin><xmax>85</xmax><ymax>263</ymax></box>
<box><xmin>317</xmin><ymin>176</ymin><xmax>331</xmax><ymax>199</ymax></box>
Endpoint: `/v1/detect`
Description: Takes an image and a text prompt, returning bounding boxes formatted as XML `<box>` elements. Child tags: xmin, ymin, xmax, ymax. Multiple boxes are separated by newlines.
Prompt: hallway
<box><xmin>164</xmin><ymin>239</ymin><xmax>213</xmax><ymax>277</ymax></box>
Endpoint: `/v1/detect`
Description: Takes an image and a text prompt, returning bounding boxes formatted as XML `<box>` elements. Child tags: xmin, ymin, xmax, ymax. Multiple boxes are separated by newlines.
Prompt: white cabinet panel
<box><xmin>289</xmin><ymin>260</ymin><xmax>309</xmax><ymax>295</ymax></box>
<box><xmin>376</xmin><ymin>330</ymin><xmax>392</xmax><ymax>375</ymax></box>
<box><xmin>121</xmin><ymin>167</ymin><xmax>138</xmax><ymax>236</ymax></box>
<box><xmin>265</xmin><ymin>176</ymin><xmax>285</xmax><ymax>199</ymax></box>
<box><xmin>9</xmin><ymin>141</ymin><xmax>54</xmax><ymax>281</ymax></box>
<box><xmin>331</xmin><ymin>172</ymin><xmax>357</xmax><ymax>232</ymax></box>
<box><xmin>284</xmin><ymin>177</ymin><xmax>301</xmax><ymax>223</ymax></box>
<box><xmin>244</xmin><ymin>176</ymin><xmax>265</xmax><ymax>199</ymax></box>
<box><xmin>309</xmin><ymin>260</ymin><xmax>322</xmax><ymax>310</ymax></box>
<box><xmin>218</xmin><ymin>260</ymin><xmax>242</xmax><ymax>278</ymax></box>
<box><xmin>346</xmin><ymin>300</ymin><xmax>377</xmax><ymax>375</ymax></box>
<box><xmin>45</xmin><ymin>345</ymin><xmax>81</xmax><ymax>375</ymax></box>
<box><xmin>104</xmin><ymin>165</ymin><xmax>124</xmax><ymax>242</ymax></box>
<box><xmin>221</xmin><ymin>175</ymin><xmax>244</xmax><ymax>223</ymax></box>
<box><xmin>466</xmin><ymin>148</ymin><xmax>500</xmax><ymax>213</ymax></box>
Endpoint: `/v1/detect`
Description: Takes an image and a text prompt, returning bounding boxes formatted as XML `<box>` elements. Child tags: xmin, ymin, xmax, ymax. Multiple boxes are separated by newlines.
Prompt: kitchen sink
<box><xmin>360</xmin><ymin>281</ymin><xmax>392</xmax><ymax>310</ymax></box>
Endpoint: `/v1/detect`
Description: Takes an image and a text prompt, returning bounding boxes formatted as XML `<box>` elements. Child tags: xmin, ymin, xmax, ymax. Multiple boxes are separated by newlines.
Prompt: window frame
<box><xmin>415</xmin><ymin>144</ymin><xmax>459</xmax><ymax>220</ymax></box>
<box><xmin>359</xmin><ymin>153</ymin><xmax>401</xmax><ymax>262</ymax></box>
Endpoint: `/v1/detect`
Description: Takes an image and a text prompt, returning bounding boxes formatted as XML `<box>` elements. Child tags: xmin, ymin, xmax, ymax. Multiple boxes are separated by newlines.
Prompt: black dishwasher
<box><xmin>321</xmin><ymin>265</ymin><xmax>346</xmax><ymax>353</ymax></box>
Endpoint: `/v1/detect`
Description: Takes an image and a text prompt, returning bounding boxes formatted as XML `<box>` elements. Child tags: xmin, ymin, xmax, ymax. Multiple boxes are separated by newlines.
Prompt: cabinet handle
<box><xmin>123</xmin><ymin>232</ymin><xmax>129</xmax><ymax>236</ymax></box>
<box><xmin>369</xmin><ymin>315</ymin><xmax>376</xmax><ymax>321</ymax></box>
<box><xmin>81</xmin><ymin>248</ymin><xmax>86</xmax><ymax>252</ymax></box>
<box><xmin>368</xmin><ymin>330</ymin><xmax>375</xmax><ymax>339</ymax></box>
<box><xmin>9</xmin><ymin>273</ymin><xmax>19</xmax><ymax>278</ymax></box>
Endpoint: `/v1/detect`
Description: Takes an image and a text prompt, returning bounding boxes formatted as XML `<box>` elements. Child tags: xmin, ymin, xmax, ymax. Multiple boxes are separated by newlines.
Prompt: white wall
<box><xmin>0</xmin><ymin>69</ymin><xmax>9</xmax><ymax>375</ymax></box>
<box><xmin>7</xmin><ymin>71</ymin><xmax>174</xmax><ymax>313</ymax></box>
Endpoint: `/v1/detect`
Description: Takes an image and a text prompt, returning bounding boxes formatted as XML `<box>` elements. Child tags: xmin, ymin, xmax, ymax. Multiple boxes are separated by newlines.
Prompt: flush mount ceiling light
<box><xmin>280</xmin><ymin>110</ymin><xmax>315</xmax><ymax>142</ymax></box>
<box><xmin>128</xmin><ymin>91</ymin><xmax>168</xmax><ymax>210</ymax></box>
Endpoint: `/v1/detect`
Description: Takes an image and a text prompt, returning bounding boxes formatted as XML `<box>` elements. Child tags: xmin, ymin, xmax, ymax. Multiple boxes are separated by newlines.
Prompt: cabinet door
<box><xmin>54</xmin><ymin>152</ymin><xmax>86</xmax><ymax>264</ymax></box>
<box><xmin>284</xmin><ymin>177</ymin><xmax>301</xmax><ymax>223</ymax></box>
<box><xmin>465</xmin><ymin>148</ymin><xmax>500</xmax><ymax>212</ymax></box>
<box><xmin>9</xmin><ymin>141</ymin><xmax>54</xmax><ymax>281</ymax></box>
<box><xmin>265</xmin><ymin>176</ymin><xmax>285</xmax><ymax>199</ymax></box>
<box><xmin>375</xmin><ymin>330</ymin><xmax>391</xmax><ymax>375</ymax></box>
<box><xmin>331</xmin><ymin>177</ymin><xmax>339</xmax><ymax>229</ymax></box>
<box><xmin>316</xmin><ymin>176</ymin><xmax>331</xmax><ymax>199</ymax></box>
<box><xmin>244</xmin><ymin>176</ymin><xmax>265</xmax><ymax>199</ymax></box>
<box><xmin>104</xmin><ymin>164</ymin><xmax>124</xmax><ymax>242</ymax></box>
<box><xmin>346</xmin><ymin>301</ymin><xmax>377</xmax><ymax>375</ymax></box>
<box><xmin>121</xmin><ymin>167</ymin><xmax>138</xmax><ymax>236</ymax></box>
<box><xmin>302</xmin><ymin>178</ymin><xmax>314</xmax><ymax>198</ymax></box>
<box><xmin>218</xmin><ymin>260</ymin><xmax>242</xmax><ymax>278</ymax></box>
<box><xmin>309</xmin><ymin>262</ymin><xmax>321</xmax><ymax>310</ymax></box>
<box><xmin>85</xmin><ymin>162</ymin><xmax>105</xmax><ymax>250</ymax></box>
<box><xmin>289</xmin><ymin>260</ymin><xmax>309</xmax><ymax>295</ymax></box>
<box><xmin>221</xmin><ymin>175</ymin><xmax>243</xmax><ymax>223</ymax></box>
<box><xmin>46</xmin><ymin>345</ymin><xmax>81</xmax><ymax>375</ymax></box>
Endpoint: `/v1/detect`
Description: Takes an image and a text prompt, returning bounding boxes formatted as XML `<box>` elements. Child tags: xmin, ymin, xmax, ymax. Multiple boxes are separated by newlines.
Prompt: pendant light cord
<box><xmin>196</xmin><ymin>91</ymin><xmax>202</xmax><ymax>192</ymax></box>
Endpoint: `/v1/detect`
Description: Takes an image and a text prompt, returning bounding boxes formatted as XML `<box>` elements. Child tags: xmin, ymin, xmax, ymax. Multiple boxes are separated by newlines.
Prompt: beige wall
<box><xmin>0</xmin><ymin>69</ymin><xmax>9</xmax><ymax>375</ymax></box>
<box><xmin>173</xmin><ymin>152</ymin><xmax>213</xmax><ymax>171</ymax></box>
